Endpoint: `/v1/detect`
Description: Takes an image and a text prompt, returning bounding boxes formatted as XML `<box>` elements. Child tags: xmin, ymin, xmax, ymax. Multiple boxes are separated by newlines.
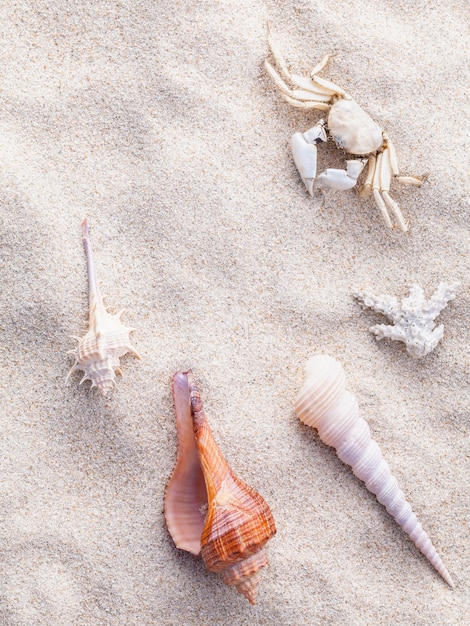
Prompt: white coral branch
<box><xmin>354</xmin><ymin>282</ymin><xmax>460</xmax><ymax>358</ymax></box>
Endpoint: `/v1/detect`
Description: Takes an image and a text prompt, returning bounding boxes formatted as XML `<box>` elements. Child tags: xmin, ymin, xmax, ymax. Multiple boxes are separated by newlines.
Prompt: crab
<box><xmin>265</xmin><ymin>33</ymin><xmax>426</xmax><ymax>231</ymax></box>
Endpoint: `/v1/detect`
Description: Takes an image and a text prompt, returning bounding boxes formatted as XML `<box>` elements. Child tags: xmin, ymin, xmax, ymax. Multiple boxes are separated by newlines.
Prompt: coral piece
<box><xmin>354</xmin><ymin>283</ymin><xmax>460</xmax><ymax>358</ymax></box>
<box><xmin>164</xmin><ymin>371</ymin><xmax>276</xmax><ymax>605</ymax></box>
<box><xmin>295</xmin><ymin>354</ymin><xmax>454</xmax><ymax>587</ymax></box>
<box><xmin>67</xmin><ymin>218</ymin><xmax>141</xmax><ymax>395</ymax></box>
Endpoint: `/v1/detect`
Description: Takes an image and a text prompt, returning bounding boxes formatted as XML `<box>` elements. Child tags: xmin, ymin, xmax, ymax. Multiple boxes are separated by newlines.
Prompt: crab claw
<box><xmin>291</xmin><ymin>121</ymin><xmax>328</xmax><ymax>195</ymax></box>
<box><xmin>313</xmin><ymin>159</ymin><xmax>367</xmax><ymax>192</ymax></box>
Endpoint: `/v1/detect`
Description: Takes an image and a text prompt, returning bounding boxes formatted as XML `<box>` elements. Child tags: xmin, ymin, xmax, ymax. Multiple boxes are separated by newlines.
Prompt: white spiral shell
<box><xmin>67</xmin><ymin>219</ymin><xmax>141</xmax><ymax>395</ymax></box>
<box><xmin>295</xmin><ymin>354</ymin><xmax>454</xmax><ymax>587</ymax></box>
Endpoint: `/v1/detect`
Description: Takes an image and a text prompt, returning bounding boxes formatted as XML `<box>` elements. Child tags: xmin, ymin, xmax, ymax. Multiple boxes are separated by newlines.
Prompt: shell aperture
<box><xmin>165</xmin><ymin>371</ymin><xmax>276</xmax><ymax>604</ymax></box>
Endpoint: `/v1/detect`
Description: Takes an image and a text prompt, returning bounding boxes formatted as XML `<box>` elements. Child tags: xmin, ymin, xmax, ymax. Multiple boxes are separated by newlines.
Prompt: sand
<box><xmin>0</xmin><ymin>1</ymin><xmax>468</xmax><ymax>624</ymax></box>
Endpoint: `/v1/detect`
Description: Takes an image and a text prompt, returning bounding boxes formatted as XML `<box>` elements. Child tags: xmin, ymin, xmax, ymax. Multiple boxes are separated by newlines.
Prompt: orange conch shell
<box><xmin>67</xmin><ymin>218</ymin><xmax>141</xmax><ymax>395</ymax></box>
<box><xmin>164</xmin><ymin>371</ymin><xmax>276</xmax><ymax>604</ymax></box>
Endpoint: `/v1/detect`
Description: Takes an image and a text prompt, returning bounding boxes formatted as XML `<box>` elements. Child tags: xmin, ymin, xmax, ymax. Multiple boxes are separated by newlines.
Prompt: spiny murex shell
<box><xmin>67</xmin><ymin>218</ymin><xmax>141</xmax><ymax>395</ymax></box>
<box><xmin>164</xmin><ymin>371</ymin><xmax>276</xmax><ymax>604</ymax></box>
<box><xmin>295</xmin><ymin>354</ymin><xmax>454</xmax><ymax>587</ymax></box>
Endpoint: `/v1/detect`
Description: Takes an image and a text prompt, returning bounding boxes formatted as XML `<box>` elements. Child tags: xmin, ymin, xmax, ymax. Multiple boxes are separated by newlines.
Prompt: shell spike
<box><xmin>164</xmin><ymin>371</ymin><xmax>276</xmax><ymax>604</ymax></box>
<box><xmin>121</xmin><ymin>343</ymin><xmax>141</xmax><ymax>360</ymax></box>
<box><xmin>67</xmin><ymin>219</ymin><xmax>140</xmax><ymax>394</ymax></box>
<box><xmin>65</xmin><ymin>365</ymin><xmax>77</xmax><ymax>384</ymax></box>
<box><xmin>295</xmin><ymin>354</ymin><xmax>454</xmax><ymax>587</ymax></box>
<box><xmin>81</xmin><ymin>217</ymin><xmax>102</xmax><ymax>310</ymax></box>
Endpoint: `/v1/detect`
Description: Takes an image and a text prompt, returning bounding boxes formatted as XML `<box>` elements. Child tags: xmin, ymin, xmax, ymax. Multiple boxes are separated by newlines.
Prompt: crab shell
<box><xmin>328</xmin><ymin>99</ymin><xmax>383</xmax><ymax>155</ymax></box>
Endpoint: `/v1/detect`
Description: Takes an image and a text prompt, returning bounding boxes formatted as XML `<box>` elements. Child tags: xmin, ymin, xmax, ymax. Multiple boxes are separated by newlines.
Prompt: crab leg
<box><xmin>266</xmin><ymin>27</ymin><xmax>352</xmax><ymax>102</ymax></box>
<box><xmin>311</xmin><ymin>74</ymin><xmax>349</xmax><ymax>99</ymax></box>
<box><xmin>372</xmin><ymin>152</ymin><xmax>393</xmax><ymax>229</ymax></box>
<box><xmin>266</xmin><ymin>69</ymin><xmax>335</xmax><ymax>102</ymax></box>
<box><xmin>383</xmin><ymin>192</ymin><xmax>407</xmax><ymax>231</ymax></box>
<box><xmin>380</xmin><ymin>148</ymin><xmax>408</xmax><ymax>231</ymax></box>
<box><xmin>267</xmin><ymin>32</ymin><xmax>334</xmax><ymax>94</ymax></box>
<box><xmin>266</xmin><ymin>32</ymin><xmax>342</xmax><ymax>109</ymax></box>
<box><xmin>370</xmin><ymin>150</ymin><xmax>408</xmax><ymax>231</ymax></box>
<box><xmin>384</xmin><ymin>134</ymin><xmax>425</xmax><ymax>186</ymax></box>
<box><xmin>384</xmin><ymin>133</ymin><xmax>399</xmax><ymax>175</ymax></box>
<box><xmin>265</xmin><ymin>61</ymin><xmax>333</xmax><ymax>107</ymax></box>
<box><xmin>275</xmin><ymin>94</ymin><xmax>331</xmax><ymax>111</ymax></box>
<box><xmin>310</xmin><ymin>54</ymin><xmax>332</xmax><ymax>76</ymax></box>
<box><xmin>266</xmin><ymin>30</ymin><xmax>292</xmax><ymax>83</ymax></box>
<box><xmin>358</xmin><ymin>154</ymin><xmax>376</xmax><ymax>198</ymax></box>
<box><xmin>313</xmin><ymin>159</ymin><xmax>366</xmax><ymax>192</ymax></box>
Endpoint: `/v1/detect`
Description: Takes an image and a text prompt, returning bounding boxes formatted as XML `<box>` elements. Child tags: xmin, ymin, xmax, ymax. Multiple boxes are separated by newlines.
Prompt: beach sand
<box><xmin>0</xmin><ymin>1</ymin><xmax>468</xmax><ymax>624</ymax></box>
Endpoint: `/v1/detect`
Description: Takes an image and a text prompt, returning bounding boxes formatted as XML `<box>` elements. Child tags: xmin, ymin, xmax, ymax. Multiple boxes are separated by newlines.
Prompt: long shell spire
<box><xmin>67</xmin><ymin>218</ymin><xmax>141</xmax><ymax>395</ymax></box>
<box><xmin>295</xmin><ymin>354</ymin><xmax>454</xmax><ymax>587</ymax></box>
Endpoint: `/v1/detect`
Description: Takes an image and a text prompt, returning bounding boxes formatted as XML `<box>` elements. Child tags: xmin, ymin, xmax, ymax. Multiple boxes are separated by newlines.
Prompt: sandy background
<box><xmin>0</xmin><ymin>1</ymin><xmax>469</xmax><ymax>625</ymax></box>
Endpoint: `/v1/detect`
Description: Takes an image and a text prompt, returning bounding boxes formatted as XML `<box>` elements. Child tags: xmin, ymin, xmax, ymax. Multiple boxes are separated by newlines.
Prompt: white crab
<box><xmin>265</xmin><ymin>34</ymin><xmax>425</xmax><ymax>231</ymax></box>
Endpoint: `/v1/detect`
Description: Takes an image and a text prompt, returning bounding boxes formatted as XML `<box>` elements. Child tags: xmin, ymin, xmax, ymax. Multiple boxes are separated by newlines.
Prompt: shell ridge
<box><xmin>165</xmin><ymin>371</ymin><xmax>276</xmax><ymax>604</ymax></box>
<box><xmin>295</xmin><ymin>354</ymin><xmax>454</xmax><ymax>587</ymax></box>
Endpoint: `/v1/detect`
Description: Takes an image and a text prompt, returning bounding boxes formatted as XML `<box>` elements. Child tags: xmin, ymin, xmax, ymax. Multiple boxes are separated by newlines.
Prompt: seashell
<box><xmin>295</xmin><ymin>354</ymin><xmax>454</xmax><ymax>587</ymax></box>
<box><xmin>164</xmin><ymin>371</ymin><xmax>276</xmax><ymax>604</ymax></box>
<box><xmin>67</xmin><ymin>218</ymin><xmax>141</xmax><ymax>395</ymax></box>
